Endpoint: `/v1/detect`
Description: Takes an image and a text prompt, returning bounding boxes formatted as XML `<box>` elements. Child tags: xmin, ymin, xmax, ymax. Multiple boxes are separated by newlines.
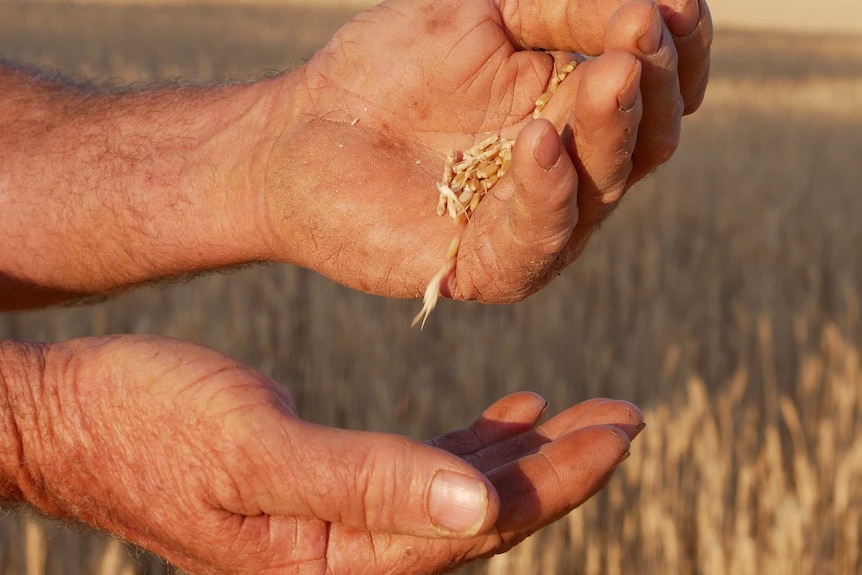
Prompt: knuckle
<box><xmin>598</xmin><ymin>183</ymin><xmax>626</xmax><ymax>206</ymax></box>
<box><xmin>640</xmin><ymin>129</ymin><xmax>680</xmax><ymax>168</ymax></box>
<box><xmin>355</xmin><ymin>436</ymin><xmax>410</xmax><ymax>529</ymax></box>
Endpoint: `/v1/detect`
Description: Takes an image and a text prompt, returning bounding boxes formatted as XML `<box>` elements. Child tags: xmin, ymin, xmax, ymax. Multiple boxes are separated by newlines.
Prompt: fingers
<box><xmin>456</xmin><ymin>118</ymin><xmax>579</xmax><ymax>302</ymax></box>
<box><xmin>486</xmin><ymin>401</ymin><xmax>644</xmax><ymax>538</ymax></box>
<box><xmin>540</xmin><ymin>50</ymin><xmax>642</xmax><ymax>270</ymax></box>
<box><xmin>489</xmin><ymin>424</ymin><xmax>632</xmax><ymax>534</ymax></box>
<box><xmin>537</xmin><ymin>397</ymin><xmax>645</xmax><ymax>441</ymax></box>
<box><xmin>574</xmin><ymin>50</ymin><xmax>642</xmax><ymax>213</ymax></box>
<box><xmin>604</xmin><ymin>0</ymin><xmax>682</xmax><ymax>184</ymax></box>
<box><xmin>427</xmin><ymin>391</ymin><xmax>549</xmax><ymax>456</ymax></box>
<box><xmin>659</xmin><ymin>0</ymin><xmax>713</xmax><ymax>114</ymax></box>
<box><xmin>458</xmin><ymin>398</ymin><xmax>644</xmax><ymax>474</ymax></box>
<box><xmin>498</xmin><ymin>0</ymin><xmax>712</xmax><ymax>115</ymax></box>
<box><xmin>497</xmin><ymin>0</ymin><xmax>625</xmax><ymax>54</ymax></box>
<box><xmin>237</xmin><ymin>419</ymin><xmax>501</xmax><ymax>538</ymax></box>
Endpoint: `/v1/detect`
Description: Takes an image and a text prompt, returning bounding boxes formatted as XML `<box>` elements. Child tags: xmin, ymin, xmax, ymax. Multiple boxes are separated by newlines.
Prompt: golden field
<box><xmin>1</xmin><ymin>1</ymin><xmax>861</xmax><ymax>574</ymax></box>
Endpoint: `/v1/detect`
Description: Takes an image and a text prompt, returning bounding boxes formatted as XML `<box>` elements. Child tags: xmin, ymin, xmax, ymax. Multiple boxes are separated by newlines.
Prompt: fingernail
<box><xmin>618</xmin><ymin>449</ymin><xmax>632</xmax><ymax>464</ymax></box>
<box><xmin>533</xmin><ymin>125</ymin><xmax>561</xmax><ymax>171</ymax></box>
<box><xmin>666</xmin><ymin>0</ymin><xmax>700</xmax><ymax>37</ymax></box>
<box><xmin>616</xmin><ymin>60</ymin><xmax>641</xmax><ymax>112</ymax></box>
<box><xmin>429</xmin><ymin>470</ymin><xmax>488</xmax><ymax>535</ymax></box>
<box><xmin>637</xmin><ymin>5</ymin><xmax>663</xmax><ymax>56</ymax></box>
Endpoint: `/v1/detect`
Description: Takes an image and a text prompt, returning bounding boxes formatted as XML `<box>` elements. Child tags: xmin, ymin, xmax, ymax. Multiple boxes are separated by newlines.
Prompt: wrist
<box><xmin>0</xmin><ymin>340</ymin><xmax>51</xmax><ymax>506</ymax></box>
<box><xmin>256</xmin><ymin>63</ymin><xmax>373</xmax><ymax>273</ymax></box>
<box><xmin>160</xmin><ymin>76</ymin><xmax>291</xmax><ymax>271</ymax></box>
<box><xmin>234</xmin><ymin>70</ymin><xmax>308</xmax><ymax>264</ymax></box>
<box><xmin>0</xmin><ymin>338</ymin><xmax>122</xmax><ymax>521</ymax></box>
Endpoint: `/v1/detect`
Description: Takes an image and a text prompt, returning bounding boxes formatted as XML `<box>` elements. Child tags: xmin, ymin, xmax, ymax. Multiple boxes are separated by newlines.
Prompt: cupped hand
<box><xmin>262</xmin><ymin>0</ymin><xmax>711</xmax><ymax>303</ymax></box>
<box><xmin>33</xmin><ymin>335</ymin><xmax>643</xmax><ymax>574</ymax></box>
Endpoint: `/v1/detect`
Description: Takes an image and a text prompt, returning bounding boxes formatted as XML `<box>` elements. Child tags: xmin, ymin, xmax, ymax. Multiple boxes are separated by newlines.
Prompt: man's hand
<box><xmin>0</xmin><ymin>0</ymin><xmax>710</xmax><ymax>310</ymax></box>
<box><xmin>263</xmin><ymin>0</ymin><xmax>712</xmax><ymax>302</ymax></box>
<box><xmin>1</xmin><ymin>336</ymin><xmax>643</xmax><ymax>574</ymax></box>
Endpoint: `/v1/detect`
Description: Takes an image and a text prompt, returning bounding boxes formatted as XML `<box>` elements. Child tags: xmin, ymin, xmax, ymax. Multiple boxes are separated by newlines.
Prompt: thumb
<box><xmin>244</xmin><ymin>420</ymin><xmax>501</xmax><ymax>538</ymax></box>
<box><xmin>466</xmin><ymin>118</ymin><xmax>579</xmax><ymax>301</ymax></box>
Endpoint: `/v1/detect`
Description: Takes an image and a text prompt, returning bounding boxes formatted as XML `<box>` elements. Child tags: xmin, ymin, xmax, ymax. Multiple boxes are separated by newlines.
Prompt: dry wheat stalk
<box><xmin>412</xmin><ymin>59</ymin><xmax>577</xmax><ymax>328</ymax></box>
<box><xmin>411</xmin><ymin>236</ymin><xmax>461</xmax><ymax>329</ymax></box>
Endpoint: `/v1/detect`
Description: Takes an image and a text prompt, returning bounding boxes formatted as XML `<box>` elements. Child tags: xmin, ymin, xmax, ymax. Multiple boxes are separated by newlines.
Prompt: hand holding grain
<box><xmin>264</xmin><ymin>0</ymin><xmax>712</xmax><ymax>305</ymax></box>
<box><xmin>0</xmin><ymin>336</ymin><xmax>644</xmax><ymax>574</ymax></box>
<box><xmin>0</xmin><ymin>0</ymin><xmax>709</xmax><ymax>311</ymax></box>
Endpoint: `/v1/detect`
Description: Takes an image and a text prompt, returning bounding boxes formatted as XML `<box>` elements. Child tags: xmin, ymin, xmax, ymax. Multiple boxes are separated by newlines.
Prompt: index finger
<box><xmin>496</xmin><ymin>0</ymin><xmax>625</xmax><ymax>53</ymax></box>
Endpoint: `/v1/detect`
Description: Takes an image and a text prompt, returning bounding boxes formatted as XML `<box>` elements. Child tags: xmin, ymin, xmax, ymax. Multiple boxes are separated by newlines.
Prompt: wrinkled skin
<box><xmin>1</xmin><ymin>0</ymin><xmax>712</xmax><ymax>573</ymax></box>
<box><xmin>23</xmin><ymin>335</ymin><xmax>644</xmax><ymax>574</ymax></box>
<box><xmin>264</xmin><ymin>0</ymin><xmax>711</xmax><ymax>303</ymax></box>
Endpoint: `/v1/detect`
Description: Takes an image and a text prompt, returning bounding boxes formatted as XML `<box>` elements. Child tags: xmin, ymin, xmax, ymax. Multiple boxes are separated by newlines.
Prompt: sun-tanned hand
<box><xmin>0</xmin><ymin>1</ymin><xmax>710</xmax><ymax>572</ymax></box>
<box><xmin>0</xmin><ymin>0</ymin><xmax>710</xmax><ymax>310</ymax></box>
<box><xmin>1</xmin><ymin>336</ymin><xmax>643</xmax><ymax>574</ymax></box>
<box><xmin>263</xmin><ymin>0</ymin><xmax>712</xmax><ymax>303</ymax></box>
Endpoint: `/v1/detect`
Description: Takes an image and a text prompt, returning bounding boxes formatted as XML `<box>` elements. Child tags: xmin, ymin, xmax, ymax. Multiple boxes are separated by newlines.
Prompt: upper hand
<box><xmin>22</xmin><ymin>335</ymin><xmax>643</xmax><ymax>574</ymax></box>
<box><xmin>261</xmin><ymin>0</ymin><xmax>712</xmax><ymax>303</ymax></box>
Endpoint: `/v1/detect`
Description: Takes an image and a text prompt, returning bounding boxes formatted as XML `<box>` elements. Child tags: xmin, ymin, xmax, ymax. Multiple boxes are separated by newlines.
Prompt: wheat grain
<box><xmin>413</xmin><ymin>58</ymin><xmax>577</xmax><ymax>327</ymax></box>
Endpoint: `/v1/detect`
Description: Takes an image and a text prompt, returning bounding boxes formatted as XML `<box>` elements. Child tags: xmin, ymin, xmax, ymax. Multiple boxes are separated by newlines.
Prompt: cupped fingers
<box><xmin>604</xmin><ymin>0</ymin><xmax>682</xmax><ymax>185</ymax></box>
<box><xmin>487</xmin><ymin>425</ymin><xmax>632</xmax><ymax>536</ymax></box>
<box><xmin>497</xmin><ymin>0</ymin><xmax>625</xmax><ymax>54</ymax></box>
<box><xmin>658</xmin><ymin>0</ymin><xmax>713</xmax><ymax>114</ymax></box>
<box><xmin>452</xmin><ymin>398</ymin><xmax>643</xmax><ymax>475</ymax></box>
<box><xmin>537</xmin><ymin>398</ymin><xmax>645</xmax><ymax>442</ymax></box>
<box><xmin>572</xmin><ymin>50</ymin><xmax>643</xmax><ymax>217</ymax></box>
<box><xmin>543</xmin><ymin>49</ymin><xmax>642</xmax><ymax>270</ymax></box>
<box><xmin>455</xmin><ymin>117</ymin><xmax>579</xmax><ymax>302</ymax></box>
<box><xmin>427</xmin><ymin>391</ymin><xmax>549</xmax><ymax>457</ymax></box>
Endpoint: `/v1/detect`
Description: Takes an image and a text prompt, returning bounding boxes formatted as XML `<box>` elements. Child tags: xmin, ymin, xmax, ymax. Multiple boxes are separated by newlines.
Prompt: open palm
<box><xmin>37</xmin><ymin>336</ymin><xmax>641</xmax><ymax>574</ymax></box>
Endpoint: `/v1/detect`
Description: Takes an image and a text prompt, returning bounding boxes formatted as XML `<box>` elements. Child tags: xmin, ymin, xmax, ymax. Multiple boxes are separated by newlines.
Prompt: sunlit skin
<box><xmin>0</xmin><ymin>0</ymin><xmax>712</xmax><ymax>573</ymax></box>
<box><xmin>265</xmin><ymin>0</ymin><xmax>713</xmax><ymax>303</ymax></box>
<box><xmin>0</xmin><ymin>0</ymin><xmax>711</xmax><ymax>310</ymax></box>
<box><xmin>2</xmin><ymin>336</ymin><xmax>644</xmax><ymax>574</ymax></box>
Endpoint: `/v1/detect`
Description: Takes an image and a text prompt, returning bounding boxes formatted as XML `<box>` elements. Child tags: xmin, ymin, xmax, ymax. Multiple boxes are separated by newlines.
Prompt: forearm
<box><xmin>0</xmin><ymin>62</ymin><xmax>296</xmax><ymax>310</ymax></box>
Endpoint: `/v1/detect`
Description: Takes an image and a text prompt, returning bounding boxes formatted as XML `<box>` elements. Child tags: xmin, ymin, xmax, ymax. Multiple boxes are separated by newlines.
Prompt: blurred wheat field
<box><xmin>1</xmin><ymin>2</ymin><xmax>861</xmax><ymax>574</ymax></box>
